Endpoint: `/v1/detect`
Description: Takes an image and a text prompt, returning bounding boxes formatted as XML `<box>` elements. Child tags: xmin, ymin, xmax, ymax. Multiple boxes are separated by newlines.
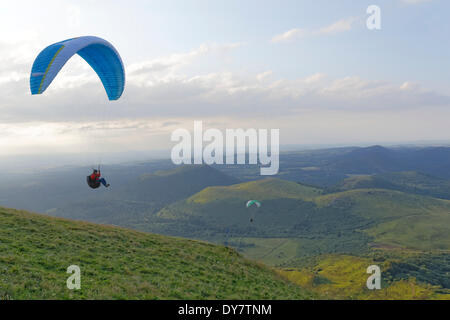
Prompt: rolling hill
<box><xmin>2</xmin><ymin>146</ymin><xmax>450</xmax><ymax>220</ymax></box>
<box><xmin>329</xmin><ymin>146</ymin><xmax>450</xmax><ymax>177</ymax></box>
<box><xmin>330</xmin><ymin>146</ymin><xmax>402</xmax><ymax>174</ymax></box>
<box><xmin>153</xmin><ymin>178</ymin><xmax>450</xmax><ymax>298</ymax></box>
<box><xmin>157</xmin><ymin>178</ymin><xmax>330</xmax><ymax>238</ymax></box>
<box><xmin>316</xmin><ymin>188</ymin><xmax>450</xmax><ymax>250</ymax></box>
<box><xmin>265</xmin><ymin>146</ymin><xmax>450</xmax><ymax>187</ymax></box>
<box><xmin>154</xmin><ymin>178</ymin><xmax>450</xmax><ymax>285</ymax></box>
<box><xmin>0</xmin><ymin>206</ymin><xmax>313</xmax><ymax>300</ymax></box>
<box><xmin>329</xmin><ymin>171</ymin><xmax>450</xmax><ymax>200</ymax></box>
<box><xmin>158</xmin><ymin>178</ymin><xmax>450</xmax><ymax>252</ymax></box>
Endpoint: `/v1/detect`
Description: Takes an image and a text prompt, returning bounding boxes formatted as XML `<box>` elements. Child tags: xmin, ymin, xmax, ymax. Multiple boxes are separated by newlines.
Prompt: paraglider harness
<box><xmin>87</xmin><ymin>167</ymin><xmax>101</xmax><ymax>189</ymax></box>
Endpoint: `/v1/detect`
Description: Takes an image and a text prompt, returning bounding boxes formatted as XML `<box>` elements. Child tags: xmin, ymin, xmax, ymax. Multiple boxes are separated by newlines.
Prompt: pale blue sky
<box><xmin>3</xmin><ymin>0</ymin><xmax>449</xmax><ymax>86</ymax></box>
<box><xmin>0</xmin><ymin>0</ymin><xmax>449</xmax><ymax>156</ymax></box>
<box><xmin>54</xmin><ymin>0</ymin><xmax>450</xmax><ymax>88</ymax></box>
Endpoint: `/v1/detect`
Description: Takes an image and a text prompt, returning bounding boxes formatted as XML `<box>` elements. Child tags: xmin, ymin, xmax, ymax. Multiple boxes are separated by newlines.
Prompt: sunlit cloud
<box><xmin>271</xmin><ymin>17</ymin><xmax>359</xmax><ymax>43</ymax></box>
<box><xmin>271</xmin><ymin>28</ymin><xmax>307</xmax><ymax>43</ymax></box>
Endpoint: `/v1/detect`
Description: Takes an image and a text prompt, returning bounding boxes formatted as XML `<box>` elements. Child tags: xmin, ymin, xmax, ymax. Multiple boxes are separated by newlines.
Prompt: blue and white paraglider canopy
<box><xmin>30</xmin><ymin>36</ymin><xmax>125</xmax><ymax>100</ymax></box>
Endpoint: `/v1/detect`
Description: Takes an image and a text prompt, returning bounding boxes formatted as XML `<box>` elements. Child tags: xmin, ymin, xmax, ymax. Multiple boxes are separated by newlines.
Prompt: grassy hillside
<box><xmin>316</xmin><ymin>189</ymin><xmax>450</xmax><ymax>251</ymax></box>
<box><xmin>0</xmin><ymin>207</ymin><xmax>313</xmax><ymax>300</ymax></box>
<box><xmin>278</xmin><ymin>254</ymin><xmax>450</xmax><ymax>300</ymax></box>
<box><xmin>188</xmin><ymin>178</ymin><xmax>321</xmax><ymax>203</ymax></box>
<box><xmin>158</xmin><ymin>178</ymin><xmax>322</xmax><ymax>222</ymax></box>
<box><xmin>316</xmin><ymin>188</ymin><xmax>448</xmax><ymax>220</ymax></box>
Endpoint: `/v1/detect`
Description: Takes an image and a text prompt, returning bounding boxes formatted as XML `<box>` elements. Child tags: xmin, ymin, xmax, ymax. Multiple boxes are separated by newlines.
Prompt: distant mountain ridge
<box><xmin>330</xmin><ymin>146</ymin><xmax>450</xmax><ymax>177</ymax></box>
<box><xmin>328</xmin><ymin>171</ymin><xmax>450</xmax><ymax>200</ymax></box>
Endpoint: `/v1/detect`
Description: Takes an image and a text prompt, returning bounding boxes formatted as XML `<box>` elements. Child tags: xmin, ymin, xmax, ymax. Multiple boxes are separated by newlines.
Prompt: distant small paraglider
<box><xmin>246</xmin><ymin>200</ymin><xmax>261</xmax><ymax>223</ymax></box>
<box><xmin>246</xmin><ymin>200</ymin><xmax>261</xmax><ymax>208</ymax></box>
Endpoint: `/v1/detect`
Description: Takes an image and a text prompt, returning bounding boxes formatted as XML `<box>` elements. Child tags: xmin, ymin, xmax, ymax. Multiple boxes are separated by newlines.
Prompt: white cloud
<box><xmin>272</xmin><ymin>17</ymin><xmax>358</xmax><ymax>43</ymax></box>
<box><xmin>3</xmin><ymin>66</ymin><xmax>446</xmax><ymax>122</ymax></box>
<box><xmin>316</xmin><ymin>17</ymin><xmax>358</xmax><ymax>35</ymax></box>
<box><xmin>128</xmin><ymin>42</ymin><xmax>245</xmax><ymax>77</ymax></box>
<box><xmin>271</xmin><ymin>28</ymin><xmax>307</xmax><ymax>43</ymax></box>
<box><xmin>0</xmin><ymin>42</ymin><xmax>448</xmax><ymax>155</ymax></box>
<box><xmin>304</xmin><ymin>73</ymin><xmax>327</xmax><ymax>84</ymax></box>
<box><xmin>256</xmin><ymin>71</ymin><xmax>273</xmax><ymax>81</ymax></box>
<box><xmin>400</xmin><ymin>81</ymin><xmax>420</xmax><ymax>91</ymax></box>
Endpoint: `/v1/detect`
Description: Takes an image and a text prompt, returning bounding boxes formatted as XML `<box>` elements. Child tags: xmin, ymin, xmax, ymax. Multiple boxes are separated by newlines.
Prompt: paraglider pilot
<box><xmin>87</xmin><ymin>169</ymin><xmax>110</xmax><ymax>189</ymax></box>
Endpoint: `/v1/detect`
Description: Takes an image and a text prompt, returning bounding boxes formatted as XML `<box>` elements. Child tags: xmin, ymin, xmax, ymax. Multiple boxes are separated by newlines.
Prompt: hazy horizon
<box><xmin>1</xmin><ymin>140</ymin><xmax>449</xmax><ymax>174</ymax></box>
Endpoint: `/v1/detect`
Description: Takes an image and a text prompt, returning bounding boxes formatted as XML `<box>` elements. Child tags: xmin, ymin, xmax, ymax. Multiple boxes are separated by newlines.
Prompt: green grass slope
<box><xmin>316</xmin><ymin>188</ymin><xmax>448</xmax><ymax>220</ymax></box>
<box><xmin>278</xmin><ymin>254</ymin><xmax>450</xmax><ymax>300</ymax></box>
<box><xmin>158</xmin><ymin>178</ymin><xmax>321</xmax><ymax>221</ymax></box>
<box><xmin>188</xmin><ymin>178</ymin><xmax>322</xmax><ymax>204</ymax></box>
<box><xmin>156</xmin><ymin>178</ymin><xmax>328</xmax><ymax>239</ymax></box>
<box><xmin>0</xmin><ymin>207</ymin><xmax>313</xmax><ymax>300</ymax></box>
<box><xmin>316</xmin><ymin>189</ymin><xmax>450</xmax><ymax>250</ymax></box>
